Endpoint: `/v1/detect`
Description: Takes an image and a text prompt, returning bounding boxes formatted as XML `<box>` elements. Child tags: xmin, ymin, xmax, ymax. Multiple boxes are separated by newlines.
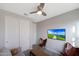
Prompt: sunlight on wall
<box><xmin>72</xmin><ymin>37</ymin><xmax>76</xmax><ymax>47</ymax></box>
<box><xmin>72</xmin><ymin>25</ymin><xmax>76</xmax><ymax>33</ymax></box>
<box><xmin>72</xmin><ymin>25</ymin><xmax>76</xmax><ymax>47</ymax></box>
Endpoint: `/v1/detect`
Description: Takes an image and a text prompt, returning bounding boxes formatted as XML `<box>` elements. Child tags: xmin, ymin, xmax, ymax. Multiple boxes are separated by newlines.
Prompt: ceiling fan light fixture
<box><xmin>36</xmin><ymin>11</ymin><xmax>42</xmax><ymax>15</ymax></box>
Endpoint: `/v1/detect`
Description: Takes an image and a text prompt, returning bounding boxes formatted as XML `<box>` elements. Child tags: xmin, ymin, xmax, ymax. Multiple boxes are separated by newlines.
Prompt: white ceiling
<box><xmin>0</xmin><ymin>3</ymin><xmax>79</xmax><ymax>22</ymax></box>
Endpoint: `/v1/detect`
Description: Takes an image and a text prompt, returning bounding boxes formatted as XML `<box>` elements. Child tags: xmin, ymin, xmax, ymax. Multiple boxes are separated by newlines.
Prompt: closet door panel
<box><xmin>20</xmin><ymin>20</ymin><xmax>30</xmax><ymax>51</ymax></box>
<box><xmin>5</xmin><ymin>16</ymin><xmax>19</xmax><ymax>49</ymax></box>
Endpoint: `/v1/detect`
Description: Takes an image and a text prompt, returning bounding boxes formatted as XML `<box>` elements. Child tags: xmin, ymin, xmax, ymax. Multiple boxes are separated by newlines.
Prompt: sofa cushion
<box><xmin>11</xmin><ymin>47</ymin><xmax>21</xmax><ymax>56</ymax></box>
<box><xmin>15</xmin><ymin>52</ymin><xmax>25</xmax><ymax>56</ymax></box>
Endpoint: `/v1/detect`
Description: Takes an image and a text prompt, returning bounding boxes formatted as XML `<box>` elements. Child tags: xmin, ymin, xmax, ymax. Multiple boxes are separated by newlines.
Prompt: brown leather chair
<box><xmin>32</xmin><ymin>38</ymin><xmax>47</xmax><ymax>48</ymax></box>
<box><xmin>63</xmin><ymin>42</ymin><xmax>77</xmax><ymax>56</ymax></box>
<box><xmin>39</xmin><ymin>38</ymin><xmax>47</xmax><ymax>48</ymax></box>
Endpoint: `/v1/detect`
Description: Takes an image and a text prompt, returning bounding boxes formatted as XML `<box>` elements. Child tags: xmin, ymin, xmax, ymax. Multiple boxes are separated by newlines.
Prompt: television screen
<box><xmin>48</xmin><ymin>29</ymin><xmax>66</xmax><ymax>41</ymax></box>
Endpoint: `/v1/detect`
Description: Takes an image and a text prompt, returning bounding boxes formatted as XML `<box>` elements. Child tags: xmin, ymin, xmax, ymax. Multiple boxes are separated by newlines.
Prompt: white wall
<box><xmin>0</xmin><ymin>13</ymin><xmax>5</xmax><ymax>48</ymax></box>
<box><xmin>75</xmin><ymin>22</ymin><xmax>79</xmax><ymax>47</ymax></box>
<box><xmin>37</xmin><ymin>8</ymin><xmax>79</xmax><ymax>52</ymax></box>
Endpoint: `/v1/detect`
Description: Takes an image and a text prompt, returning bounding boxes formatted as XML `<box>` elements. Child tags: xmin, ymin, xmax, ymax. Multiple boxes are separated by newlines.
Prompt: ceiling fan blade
<box><xmin>30</xmin><ymin>11</ymin><xmax>38</xmax><ymax>14</ymax></box>
<box><xmin>42</xmin><ymin>11</ymin><xmax>47</xmax><ymax>16</ymax></box>
<box><xmin>40</xmin><ymin>3</ymin><xmax>45</xmax><ymax>9</ymax></box>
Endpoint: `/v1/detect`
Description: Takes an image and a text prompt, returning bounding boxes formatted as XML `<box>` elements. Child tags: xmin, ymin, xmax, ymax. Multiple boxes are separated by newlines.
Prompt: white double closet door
<box><xmin>5</xmin><ymin>16</ymin><xmax>30</xmax><ymax>51</ymax></box>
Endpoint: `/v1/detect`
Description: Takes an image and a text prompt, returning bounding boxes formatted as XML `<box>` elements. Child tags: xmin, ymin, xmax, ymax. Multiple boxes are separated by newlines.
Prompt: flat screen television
<box><xmin>48</xmin><ymin>29</ymin><xmax>66</xmax><ymax>41</ymax></box>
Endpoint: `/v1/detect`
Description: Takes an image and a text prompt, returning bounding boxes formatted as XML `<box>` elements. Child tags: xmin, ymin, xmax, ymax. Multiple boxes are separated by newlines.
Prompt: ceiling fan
<box><xmin>30</xmin><ymin>3</ymin><xmax>47</xmax><ymax>16</ymax></box>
